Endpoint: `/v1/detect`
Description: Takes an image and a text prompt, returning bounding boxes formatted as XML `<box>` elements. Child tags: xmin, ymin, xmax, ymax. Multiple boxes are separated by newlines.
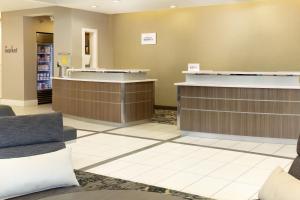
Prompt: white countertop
<box><xmin>52</xmin><ymin>77</ymin><xmax>157</xmax><ymax>83</ymax></box>
<box><xmin>67</xmin><ymin>68</ymin><xmax>150</xmax><ymax>73</ymax></box>
<box><xmin>175</xmin><ymin>82</ymin><xmax>300</xmax><ymax>89</ymax></box>
<box><xmin>183</xmin><ymin>70</ymin><xmax>300</xmax><ymax>76</ymax></box>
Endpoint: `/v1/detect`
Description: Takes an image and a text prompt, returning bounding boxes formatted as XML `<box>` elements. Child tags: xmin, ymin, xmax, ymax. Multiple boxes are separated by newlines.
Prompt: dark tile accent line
<box><xmin>76</xmin><ymin>126</ymin><xmax>166</xmax><ymax>142</ymax></box>
<box><xmin>76</xmin><ymin>127</ymin><xmax>294</xmax><ymax>160</ymax></box>
<box><xmin>77</xmin><ymin>132</ymin><xmax>103</xmax><ymax>139</ymax></box>
<box><xmin>79</xmin><ymin>136</ymin><xmax>182</xmax><ymax>171</ymax></box>
<box><xmin>171</xmin><ymin>141</ymin><xmax>295</xmax><ymax>160</ymax></box>
<box><xmin>101</xmin><ymin>131</ymin><xmax>164</xmax><ymax>142</ymax></box>
<box><xmin>76</xmin><ymin>127</ymin><xmax>123</xmax><ymax>139</ymax></box>
<box><xmin>77</xmin><ymin>127</ymin><xmax>122</xmax><ymax>134</ymax></box>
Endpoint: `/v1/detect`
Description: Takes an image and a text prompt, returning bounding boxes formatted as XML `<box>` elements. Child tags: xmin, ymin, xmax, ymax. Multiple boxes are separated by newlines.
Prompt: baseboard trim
<box><xmin>182</xmin><ymin>131</ymin><xmax>298</xmax><ymax>145</ymax></box>
<box><xmin>0</xmin><ymin>99</ymin><xmax>38</xmax><ymax>107</ymax></box>
<box><xmin>154</xmin><ymin>105</ymin><xmax>177</xmax><ymax>111</ymax></box>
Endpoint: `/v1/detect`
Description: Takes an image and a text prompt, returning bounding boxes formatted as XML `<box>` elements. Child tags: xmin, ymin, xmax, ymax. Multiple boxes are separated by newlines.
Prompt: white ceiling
<box><xmin>0</xmin><ymin>0</ymin><xmax>250</xmax><ymax>14</ymax></box>
<box><xmin>0</xmin><ymin>0</ymin><xmax>51</xmax><ymax>12</ymax></box>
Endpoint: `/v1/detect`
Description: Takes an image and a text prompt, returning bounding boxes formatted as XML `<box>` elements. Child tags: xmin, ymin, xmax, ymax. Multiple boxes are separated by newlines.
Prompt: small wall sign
<box><xmin>4</xmin><ymin>45</ymin><xmax>18</xmax><ymax>54</ymax></box>
<box><xmin>141</xmin><ymin>33</ymin><xmax>157</xmax><ymax>45</ymax></box>
<box><xmin>188</xmin><ymin>63</ymin><xmax>200</xmax><ymax>72</ymax></box>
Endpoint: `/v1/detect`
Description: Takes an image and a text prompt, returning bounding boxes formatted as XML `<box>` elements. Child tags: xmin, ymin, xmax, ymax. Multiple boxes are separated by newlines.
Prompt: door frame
<box><xmin>81</xmin><ymin>28</ymin><xmax>98</xmax><ymax>68</ymax></box>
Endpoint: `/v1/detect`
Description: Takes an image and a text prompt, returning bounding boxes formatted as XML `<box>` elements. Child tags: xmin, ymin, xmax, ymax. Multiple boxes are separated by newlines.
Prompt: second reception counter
<box><xmin>52</xmin><ymin>69</ymin><xmax>156</xmax><ymax>125</ymax></box>
<box><xmin>176</xmin><ymin>70</ymin><xmax>300</xmax><ymax>140</ymax></box>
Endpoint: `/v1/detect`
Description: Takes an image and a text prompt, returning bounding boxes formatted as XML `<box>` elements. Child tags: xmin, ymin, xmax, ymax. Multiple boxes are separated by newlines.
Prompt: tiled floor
<box><xmin>174</xmin><ymin>136</ymin><xmax>297</xmax><ymax>159</ymax></box>
<box><xmin>67</xmin><ymin>133</ymin><xmax>159</xmax><ymax>169</ymax></box>
<box><xmin>11</xmin><ymin>105</ymin><xmax>297</xmax><ymax>200</ymax></box>
<box><xmin>88</xmin><ymin>142</ymin><xmax>292</xmax><ymax>200</ymax></box>
<box><xmin>108</xmin><ymin>122</ymin><xmax>181</xmax><ymax>140</ymax></box>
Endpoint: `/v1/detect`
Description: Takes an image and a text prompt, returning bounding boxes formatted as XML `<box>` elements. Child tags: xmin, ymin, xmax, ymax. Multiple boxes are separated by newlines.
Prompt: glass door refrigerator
<box><xmin>36</xmin><ymin>32</ymin><xmax>54</xmax><ymax>104</ymax></box>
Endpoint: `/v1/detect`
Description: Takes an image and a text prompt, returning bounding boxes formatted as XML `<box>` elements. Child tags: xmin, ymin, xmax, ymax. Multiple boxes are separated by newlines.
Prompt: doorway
<box><xmin>82</xmin><ymin>28</ymin><xmax>98</xmax><ymax>68</ymax></box>
<box><xmin>26</xmin><ymin>16</ymin><xmax>54</xmax><ymax>105</ymax></box>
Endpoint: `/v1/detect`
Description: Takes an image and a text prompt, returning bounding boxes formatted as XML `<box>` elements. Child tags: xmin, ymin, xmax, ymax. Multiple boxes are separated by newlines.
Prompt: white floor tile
<box><xmin>145</xmin><ymin>143</ymin><xmax>183</xmax><ymax>154</ymax></box>
<box><xmin>209</xmin><ymin>163</ymin><xmax>252</xmax><ymax>181</ymax></box>
<box><xmin>212</xmin><ymin>140</ymin><xmax>240</xmax><ymax>148</ymax></box>
<box><xmin>183</xmin><ymin>148</ymin><xmax>221</xmax><ymax>161</ymax></box>
<box><xmin>68</xmin><ymin>133</ymin><xmax>158</xmax><ymax>169</ymax></box>
<box><xmin>109</xmin><ymin>123</ymin><xmax>180</xmax><ymax>140</ymax></box>
<box><xmin>69</xmin><ymin>143</ymin><xmax>114</xmax><ymax>157</ymax></box>
<box><xmin>156</xmin><ymin>172</ymin><xmax>203</xmax><ymax>191</ymax></box>
<box><xmin>232</xmin><ymin>153</ymin><xmax>267</xmax><ymax>167</ymax></box>
<box><xmin>119</xmin><ymin>151</ymin><xmax>156</xmax><ymax>163</ymax></box>
<box><xmin>207</xmin><ymin>150</ymin><xmax>242</xmax><ymax>163</ymax></box>
<box><xmin>166</xmin><ymin>144</ymin><xmax>200</xmax><ymax>156</ymax></box>
<box><xmin>161</xmin><ymin>155</ymin><xmax>204</xmax><ymax>171</ymax></box>
<box><xmin>184</xmin><ymin>160</ymin><xmax>227</xmax><ymax>176</ymax></box>
<box><xmin>133</xmin><ymin>168</ymin><xmax>179</xmax><ymax>185</ymax></box>
<box><xmin>236</xmin><ymin>168</ymin><xmax>274</xmax><ymax>187</ymax></box>
<box><xmin>251</xmin><ymin>143</ymin><xmax>284</xmax><ymax>155</ymax></box>
<box><xmin>174</xmin><ymin>136</ymin><xmax>197</xmax><ymax>143</ymax></box>
<box><xmin>63</xmin><ymin>117</ymin><xmax>116</xmax><ymax>132</ymax></box>
<box><xmin>71</xmin><ymin>153</ymin><xmax>106</xmax><ymax>169</ymax></box>
<box><xmin>183</xmin><ymin>177</ymin><xmax>231</xmax><ymax>197</ymax></box>
<box><xmin>87</xmin><ymin>160</ymin><xmax>132</xmax><ymax>176</ymax></box>
<box><xmin>285</xmin><ymin>162</ymin><xmax>293</xmax><ymax>171</ymax></box>
<box><xmin>255</xmin><ymin>157</ymin><xmax>293</xmax><ymax>170</ymax></box>
<box><xmin>77</xmin><ymin>130</ymin><xmax>97</xmax><ymax>137</ymax></box>
<box><xmin>192</xmin><ymin>138</ymin><xmax>220</xmax><ymax>146</ymax></box>
<box><xmin>110</xmin><ymin>164</ymin><xmax>154</xmax><ymax>180</ymax></box>
<box><xmin>273</xmin><ymin>145</ymin><xmax>297</xmax><ymax>158</ymax></box>
<box><xmin>136</xmin><ymin>154</ymin><xmax>180</xmax><ymax>167</ymax></box>
<box><xmin>213</xmin><ymin>182</ymin><xmax>259</xmax><ymax>200</ymax></box>
<box><xmin>231</xmin><ymin>141</ymin><xmax>261</xmax><ymax>152</ymax></box>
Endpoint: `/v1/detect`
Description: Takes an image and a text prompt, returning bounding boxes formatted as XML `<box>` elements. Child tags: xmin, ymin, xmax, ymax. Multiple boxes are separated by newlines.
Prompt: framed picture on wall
<box><xmin>141</xmin><ymin>33</ymin><xmax>157</xmax><ymax>45</ymax></box>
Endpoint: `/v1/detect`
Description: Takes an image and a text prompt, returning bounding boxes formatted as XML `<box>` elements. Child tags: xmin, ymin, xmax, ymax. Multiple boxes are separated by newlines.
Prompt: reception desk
<box><xmin>52</xmin><ymin>69</ymin><xmax>156</xmax><ymax>125</ymax></box>
<box><xmin>175</xmin><ymin>71</ymin><xmax>300</xmax><ymax>140</ymax></box>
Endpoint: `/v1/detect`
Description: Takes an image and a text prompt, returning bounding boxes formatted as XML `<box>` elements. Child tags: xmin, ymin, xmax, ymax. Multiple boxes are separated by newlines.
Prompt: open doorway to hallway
<box><xmin>24</xmin><ymin>16</ymin><xmax>54</xmax><ymax>105</ymax></box>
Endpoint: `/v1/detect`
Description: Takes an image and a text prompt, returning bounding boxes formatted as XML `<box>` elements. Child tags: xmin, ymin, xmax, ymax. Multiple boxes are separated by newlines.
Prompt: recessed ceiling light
<box><xmin>91</xmin><ymin>5</ymin><xmax>97</xmax><ymax>8</ymax></box>
<box><xmin>170</xmin><ymin>5</ymin><xmax>177</xmax><ymax>9</ymax></box>
<box><xmin>112</xmin><ymin>0</ymin><xmax>121</xmax><ymax>3</ymax></box>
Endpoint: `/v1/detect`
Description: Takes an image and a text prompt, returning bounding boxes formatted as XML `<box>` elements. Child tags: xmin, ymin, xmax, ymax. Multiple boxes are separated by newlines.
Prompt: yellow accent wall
<box><xmin>112</xmin><ymin>0</ymin><xmax>300</xmax><ymax>106</ymax></box>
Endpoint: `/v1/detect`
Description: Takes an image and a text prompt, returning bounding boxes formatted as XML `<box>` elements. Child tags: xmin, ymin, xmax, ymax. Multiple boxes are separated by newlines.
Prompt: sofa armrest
<box><xmin>0</xmin><ymin>105</ymin><xmax>16</xmax><ymax>117</ymax></box>
<box><xmin>63</xmin><ymin>126</ymin><xmax>77</xmax><ymax>141</ymax></box>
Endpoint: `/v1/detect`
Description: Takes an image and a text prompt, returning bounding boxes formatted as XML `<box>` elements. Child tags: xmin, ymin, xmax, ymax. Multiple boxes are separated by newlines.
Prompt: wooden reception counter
<box><xmin>52</xmin><ymin>69</ymin><xmax>156</xmax><ymax>125</ymax></box>
<box><xmin>175</xmin><ymin>70</ymin><xmax>300</xmax><ymax>139</ymax></box>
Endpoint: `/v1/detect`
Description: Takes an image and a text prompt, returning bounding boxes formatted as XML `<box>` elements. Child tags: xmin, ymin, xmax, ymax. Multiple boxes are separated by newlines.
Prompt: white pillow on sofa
<box><xmin>0</xmin><ymin>148</ymin><xmax>79</xmax><ymax>199</ymax></box>
<box><xmin>259</xmin><ymin>167</ymin><xmax>300</xmax><ymax>200</ymax></box>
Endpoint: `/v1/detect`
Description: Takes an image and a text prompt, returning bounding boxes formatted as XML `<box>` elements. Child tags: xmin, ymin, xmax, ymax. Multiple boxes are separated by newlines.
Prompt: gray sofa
<box><xmin>0</xmin><ymin>112</ymin><xmax>81</xmax><ymax>200</ymax></box>
<box><xmin>0</xmin><ymin>105</ymin><xmax>77</xmax><ymax>142</ymax></box>
<box><xmin>0</xmin><ymin>105</ymin><xmax>16</xmax><ymax>116</ymax></box>
<box><xmin>288</xmin><ymin>137</ymin><xmax>300</xmax><ymax>180</ymax></box>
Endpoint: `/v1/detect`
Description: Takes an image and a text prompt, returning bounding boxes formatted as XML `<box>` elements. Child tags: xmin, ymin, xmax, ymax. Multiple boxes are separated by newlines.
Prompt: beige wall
<box><xmin>1</xmin><ymin>6</ymin><xmax>72</xmax><ymax>101</ymax></box>
<box><xmin>1</xmin><ymin>7</ymin><xmax>113</xmax><ymax>102</ymax></box>
<box><xmin>1</xmin><ymin>12</ymin><xmax>25</xmax><ymax>100</ymax></box>
<box><xmin>112</xmin><ymin>0</ymin><xmax>300</xmax><ymax>106</ymax></box>
<box><xmin>3</xmin><ymin>0</ymin><xmax>300</xmax><ymax>106</ymax></box>
<box><xmin>71</xmin><ymin>9</ymin><xmax>114</xmax><ymax>68</ymax></box>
